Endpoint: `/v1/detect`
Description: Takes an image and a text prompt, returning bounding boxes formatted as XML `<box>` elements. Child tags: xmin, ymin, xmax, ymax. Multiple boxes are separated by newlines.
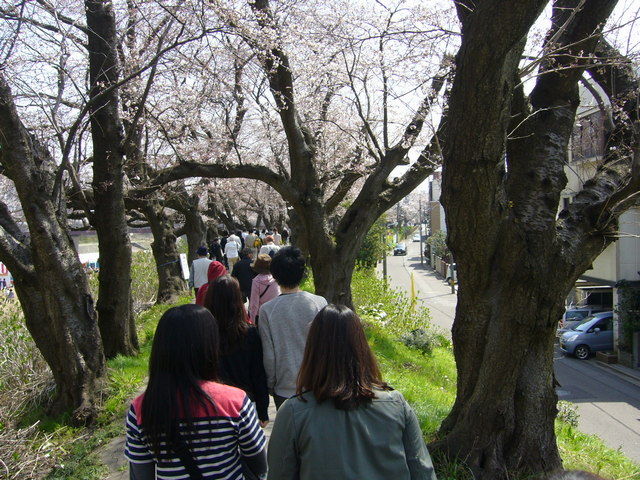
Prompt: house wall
<box><xmin>619</xmin><ymin>208</ymin><xmax>640</xmax><ymax>282</ymax></box>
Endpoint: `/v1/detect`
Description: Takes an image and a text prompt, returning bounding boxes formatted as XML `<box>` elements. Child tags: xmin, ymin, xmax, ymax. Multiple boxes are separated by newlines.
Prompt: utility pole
<box><xmin>419</xmin><ymin>197</ymin><xmax>424</xmax><ymax>266</ymax></box>
<box><xmin>396</xmin><ymin>203</ymin><xmax>400</xmax><ymax>242</ymax></box>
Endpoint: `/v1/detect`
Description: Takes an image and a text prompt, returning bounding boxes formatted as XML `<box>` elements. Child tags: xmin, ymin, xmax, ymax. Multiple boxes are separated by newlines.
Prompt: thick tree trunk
<box><xmin>0</xmin><ymin>75</ymin><xmax>107</xmax><ymax>424</ymax></box>
<box><xmin>431</xmin><ymin>1</ymin><xmax>623</xmax><ymax>477</ymax></box>
<box><xmin>183</xmin><ymin>208</ymin><xmax>207</xmax><ymax>264</ymax></box>
<box><xmin>86</xmin><ymin>0</ymin><xmax>138</xmax><ymax>358</ymax></box>
<box><xmin>142</xmin><ymin>202</ymin><xmax>185</xmax><ymax>303</ymax></box>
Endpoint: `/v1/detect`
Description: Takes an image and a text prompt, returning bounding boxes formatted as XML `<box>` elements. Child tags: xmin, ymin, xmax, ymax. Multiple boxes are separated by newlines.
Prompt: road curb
<box><xmin>592</xmin><ymin>359</ymin><xmax>640</xmax><ymax>387</ymax></box>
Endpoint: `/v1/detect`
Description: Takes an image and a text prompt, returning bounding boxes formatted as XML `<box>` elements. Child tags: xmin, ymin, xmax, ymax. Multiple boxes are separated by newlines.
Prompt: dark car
<box><xmin>393</xmin><ymin>243</ymin><xmax>407</xmax><ymax>256</ymax></box>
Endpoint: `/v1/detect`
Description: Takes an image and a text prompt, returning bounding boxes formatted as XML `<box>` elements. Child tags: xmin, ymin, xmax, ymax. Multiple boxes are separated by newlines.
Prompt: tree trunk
<box><xmin>431</xmin><ymin>1</ymin><xmax>623</xmax><ymax>477</ymax></box>
<box><xmin>142</xmin><ymin>202</ymin><xmax>186</xmax><ymax>303</ymax></box>
<box><xmin>0</xmin><ymin>75</ymin><xmax>107</xmax><ymax>424</ymax></box>
<box><xmin>86</xmin><ymin>0</ymin><xmax>138</xmax><ymax>358</ymax></box>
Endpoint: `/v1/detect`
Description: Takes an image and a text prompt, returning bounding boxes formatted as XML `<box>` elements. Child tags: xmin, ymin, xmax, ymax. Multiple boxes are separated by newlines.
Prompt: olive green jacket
<box><xmin>267</xmin><ymin>389</ymin><xmax>437</xmax><ymax>480</ymax></box>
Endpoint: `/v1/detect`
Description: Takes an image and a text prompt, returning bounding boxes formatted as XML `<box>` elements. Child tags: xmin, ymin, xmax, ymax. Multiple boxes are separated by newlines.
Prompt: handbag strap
<box><xmin>259</xmin><ymin>283</ymin><xmax>271</xmax><ymax>299</ymax></box>
<box><xmin>173</xmin><ymin>433</ymin><xmax>205</xmax><ymax>480</ymax></box>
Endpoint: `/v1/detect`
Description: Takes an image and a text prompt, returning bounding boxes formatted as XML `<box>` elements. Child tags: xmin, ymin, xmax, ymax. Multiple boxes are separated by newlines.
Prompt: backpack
<box><xmin>254</xmin><ymin>237</ymin><xmax>262</xmax><ymax>248</ymax></box>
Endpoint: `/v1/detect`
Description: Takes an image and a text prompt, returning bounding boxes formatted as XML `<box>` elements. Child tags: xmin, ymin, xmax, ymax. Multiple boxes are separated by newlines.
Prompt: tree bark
<box><xmin>0</xmin><ymin>75</ymin><xmax>107</xmax><ymax>424</ymax></box>
<box><xmin>168</xmin><ymin>190</ymin><xmax>208</xmax><ymax>264</ymax></box>
<box><xmin>432</xmin><ymin>1</ymin><xmax>626</xmax><ymax>477</ymax></box>
<box><xmin>141</xmin><ymin>201</ymin><xmax>186</xmax><ymax>303</ymax></box>
<box><xmin>85</xmin><ymin>0</ymin><xmax>138</xmax><ymax>358</ymax></box>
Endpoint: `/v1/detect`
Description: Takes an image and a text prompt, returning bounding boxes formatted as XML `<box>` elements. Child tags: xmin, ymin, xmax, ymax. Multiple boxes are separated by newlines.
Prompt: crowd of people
<box><xmin>126</xmin><ymin>236</ymin><xmax>438</xmax><ymax>479</ymax></box>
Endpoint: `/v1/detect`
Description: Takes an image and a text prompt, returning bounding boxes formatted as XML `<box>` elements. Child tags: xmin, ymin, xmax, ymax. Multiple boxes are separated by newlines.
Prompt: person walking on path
<box><xmin>209</xmin><ymin>237</ymin><xmax>223</xmax><ymax>263</ymax></box>
<box><xmin>124</xmin><ymin>304</ymin><xmax>267</xmax><ymax>480</ymax></box>
<box><xmin>266</xmin><ymin>304</ymin><xmax>437</xmax><ymax>480</ymax></box>
<box><xmin>195</xmin><ymin>260</ymin><xmax>227</xmax><ymax>306</ymax></box>
<box><xmin>203</xmin><ymin>276</ymin><xmax>270</xmax><ymax>428</ymax></box>
<box><xmin>232</xmin><ymin>248</ymin><xmax>258</xmax><ymax>304</ymax></box>
<box><xmin>245</xmin><ymin>229</ymin><xmax>259</xmax><ymax>257</ymax></box>
<box><xmin>272</xmin><ymin>227</ymin><xmax>282</xmax><ymax>246</ymax></box>
<box><xmin>225</xmin><ymin>232</ymin><xmax>242</xmax><ymax>270</ymax></box>
<box><xmin>249</xmin><ymin>254</ymin><xmax>280</xmax><ymax>325</ymax></box>
<box><xmin>188</xmin><ymin>246</ymin><xmax>212</xmax><ymax>297</ymax></box>
<box><xmin>259</xmin><ymin>235</ymin><xmax>280</xmax><ymax>257</ymax></box>
<box><xmin>258</xmin><ymin>246</ymin><xmax>327</xmax><ymax>409</ymax></box>
<box><xmin>220</xmin><ymin>231</ymin><xmax>229</xmax><ymax>269</ymax></box>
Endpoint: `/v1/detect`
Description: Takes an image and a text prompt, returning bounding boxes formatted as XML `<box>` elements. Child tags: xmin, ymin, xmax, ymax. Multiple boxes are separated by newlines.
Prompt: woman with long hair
<box><xmin>204</xmin><ymin>275</ymin><xmax>270</xmax><ymax>427</ymax></box>
<box><xmin>267</xmin><ymin>304</ymin><xmax>437</xmax><ymax>480</ymax></box>
<box><xmin>125</xmin><ymin>304</ymin><xmax>267</xmax><ymax>480</ymax></box>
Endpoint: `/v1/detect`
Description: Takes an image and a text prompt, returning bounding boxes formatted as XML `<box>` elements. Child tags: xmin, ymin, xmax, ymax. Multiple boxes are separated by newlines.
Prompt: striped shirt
<box><xmin>125</xmin><ymin>382</ymin><xmax>266</xmax><ymax>479</ymax></box>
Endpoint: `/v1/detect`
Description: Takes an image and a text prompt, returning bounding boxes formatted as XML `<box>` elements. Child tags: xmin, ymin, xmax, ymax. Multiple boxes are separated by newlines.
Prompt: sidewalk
<box><xmin>592</xmin><ymin>358</ymin><xmax>640</xmax><ymax>387</ymax></box>
<box><xmin>378</xmin><ymin>250</ymin><xmax>457</xmax><ymax>334</ymax></box>
<box><xmin>100</xmin><ymin>399</ymin><xmax>278</xmax><ymax>479</ymax></box>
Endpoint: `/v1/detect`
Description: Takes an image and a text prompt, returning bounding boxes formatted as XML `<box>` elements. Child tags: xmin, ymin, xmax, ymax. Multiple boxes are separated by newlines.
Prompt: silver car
<box><xmin>559</xmin><ymin>312</ymin><xmax>614</xmax><ymax>360</ymax></box>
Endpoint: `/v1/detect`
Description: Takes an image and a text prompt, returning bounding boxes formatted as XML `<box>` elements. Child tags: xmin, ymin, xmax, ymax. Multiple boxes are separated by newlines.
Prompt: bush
<box><xmin>427</xmin><ymin>229</ymin><xmax>448</xmax><ymax>259</ymax></box>
<box><xmin>352</xmin><ymin>267</ymin><xmax>442</xmax><ymax>338</ymax></box>
<box><xmin>400</xmin><ymin>329</ymin><xmax>444</xmax><ymax>355</ymax></box>
<box><xmin>356</xmin><ymin>216</ymin><xmax>388</xmax><ymax>268</ymax></box>
<box><xmin>557</xmin><ymin>401</ymin><xmax>580</xmax><ymax>428</ymax></box>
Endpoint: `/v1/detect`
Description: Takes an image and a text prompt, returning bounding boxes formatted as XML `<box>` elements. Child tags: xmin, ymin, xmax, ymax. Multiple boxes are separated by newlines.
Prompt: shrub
<box><xmin>352</xmin><ymin>267</ymin><xmax>437</xmax><ymax>337</ymax></box>
<box><xmin>400</xmin><ymin>328</ymin><xmax>444</xmax><ymax>355</ymax></box>
<box><xmin>557</xmin><ymin>401</ymin><xmax>580</xmax><ymax>428</ymax></box>
<box><xmin>356</xmin><ymin>216</ymin><xmax>388</xmax><ymax>268</ymax></box>
<box><xmin>427</xmin><ymin>229</ymin><xmax>449</xmax><ymax>259</ymax></box>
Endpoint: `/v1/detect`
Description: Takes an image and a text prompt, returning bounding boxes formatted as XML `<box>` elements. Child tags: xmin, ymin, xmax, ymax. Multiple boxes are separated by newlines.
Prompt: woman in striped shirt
<box><xmin>125</xmin><ymin>304</ymin><xmax>267</xmax><ymax>479</ymax></box>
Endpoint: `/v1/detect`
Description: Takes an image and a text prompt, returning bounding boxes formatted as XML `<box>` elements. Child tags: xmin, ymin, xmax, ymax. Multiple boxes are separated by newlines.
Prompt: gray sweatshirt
<box><xmin>258</xmin><ymin>291</ymin><xmax>328</xmax><ymax>398</ymax></box>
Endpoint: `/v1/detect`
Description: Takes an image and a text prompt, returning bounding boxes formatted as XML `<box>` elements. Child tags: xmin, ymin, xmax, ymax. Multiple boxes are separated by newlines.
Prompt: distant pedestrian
<box><xmin>209</xmin><ymin>237</ymin><xmax>223</xmax><ymax>263</ymax></box>
<box><xmin>195</xmin><ymin>260</ymin><xmax>227</xmax><ymax>306</ymax></box>
<box><xmin>225</xmin><ymin>232</ymin><xmax>242</xmax><ymax>270</ymax></box>
<box><xmin>258</xmin><ymin>246</ymin><xmax>327</xmax><ymax>408</ymax></box>
<box><xmin>245</xmin><ymin>229</ymin><xmax>259</xmax><ymax>257</ymax></box>
<box><xmin>249</xmin><ymin>254</ymin><xmax>280</xmax><ymax>325</ymax></box>
<box><xmin>5</xmin><ymin>288</ymin><xmax>15</xmax><ymax>304</ymax></box>
<box><xmin>220</xmin><ymin>231</ymin><xmax>229</xmax><ymax>269</ymax></box>
<box><xmin>281</xmin><ymin>228</ymin><xmax>289</xmax><ymax>245</ymax></box>
<box><xmin>260</xmin><ymin>229</ymin><xmax>267</xmax><ymax>241</ymax></box>
<box><xmin>260</xmin><ymin>235</ymin><xmax>280</xmax><ymax>258</ymax></box>
<box><xmin>188</xmin><ymin>246</ymin><xmax>212</xmax><ymax>297</ymax></box>
<box><xmin>273</xmin><ymin>227</ymin><xmax>282</xmax><ymax>246</ymax></box>
<box><xmin>232</xmin><ymin>248</ymin><xmax>258</xmax><ymax>304</ymax></box>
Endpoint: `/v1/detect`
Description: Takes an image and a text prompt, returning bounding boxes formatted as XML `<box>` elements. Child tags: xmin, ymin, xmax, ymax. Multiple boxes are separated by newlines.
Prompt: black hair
<box><xmin>204</xmin><ymin>275</ymin><xmax>249</xmax><ymax>355</ymax></box>
<box><xmin>240</xmin><ymin>247</ymin><xmax>253</xmax><ymax>258</ymax></box>
<box><xmin>270</xmin><ymin>245</ymin><xmax>306</xmax><ymax>289</ymax></box>
<box><xmin>140</xmin><ymin>304</ymin><xmax>219</xmax><ymax>461</ymax></box>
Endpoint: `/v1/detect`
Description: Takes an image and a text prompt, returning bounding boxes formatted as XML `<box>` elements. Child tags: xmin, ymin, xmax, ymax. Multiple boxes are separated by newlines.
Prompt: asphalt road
<box><xmin>383</xmin><ymin>239</ymin><xmax>640</xmax><ymax>464</ymax></box>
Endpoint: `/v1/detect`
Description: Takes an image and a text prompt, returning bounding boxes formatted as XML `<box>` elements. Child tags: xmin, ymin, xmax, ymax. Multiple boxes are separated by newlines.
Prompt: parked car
<box><xmin>557</xmin><ymin>305</ymin><xmax>610</xmax><ymax>335</ymax></box>
<box><xmin>393</xmin><ymin>243</ymin><xmax>408</xmax><ymax>256</ymax></box>
<box><xmin>559</xmin><ymin>311</ymin><xmax>614</xmax><ymax>360</ymax></box>
<box><xmin>412</xmin><ymin>233</ymin><xmax>421</xmax><ymax>242</ymax></box>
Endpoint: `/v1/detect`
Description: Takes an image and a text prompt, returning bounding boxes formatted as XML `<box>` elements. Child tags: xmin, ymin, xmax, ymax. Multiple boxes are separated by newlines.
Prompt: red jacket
<box><xmin>196</xmin><ymin>261</ymin><xmax>227</xmax><ymax>306</ymax></box>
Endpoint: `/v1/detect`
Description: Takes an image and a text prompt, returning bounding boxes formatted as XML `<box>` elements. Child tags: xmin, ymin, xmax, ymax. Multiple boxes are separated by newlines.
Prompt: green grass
<box><xmin>367</xmin><ymin>326</ymin><xmax>456</xmax><ymax>437</ymax></box>
<box><xmin>352</xmin><ymin>268</ymin><xmax>640</xmax><ymax>479</ymax></box>
<box><xmin>557</xmin><ymin>422</ymin><xmax>640</xmax><ymax>479</ymax></box>
<box><xmin>20</xmin><ymin>266</ymin><xmax>640</xmax><ymax>479</ymax></box>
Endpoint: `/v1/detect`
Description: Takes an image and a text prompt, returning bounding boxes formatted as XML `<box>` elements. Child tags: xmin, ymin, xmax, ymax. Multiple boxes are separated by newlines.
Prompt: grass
<box><xmin>3</xmin><ymin>263</ymin><xmax>640</xmax><ymax>479</ymax></box>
